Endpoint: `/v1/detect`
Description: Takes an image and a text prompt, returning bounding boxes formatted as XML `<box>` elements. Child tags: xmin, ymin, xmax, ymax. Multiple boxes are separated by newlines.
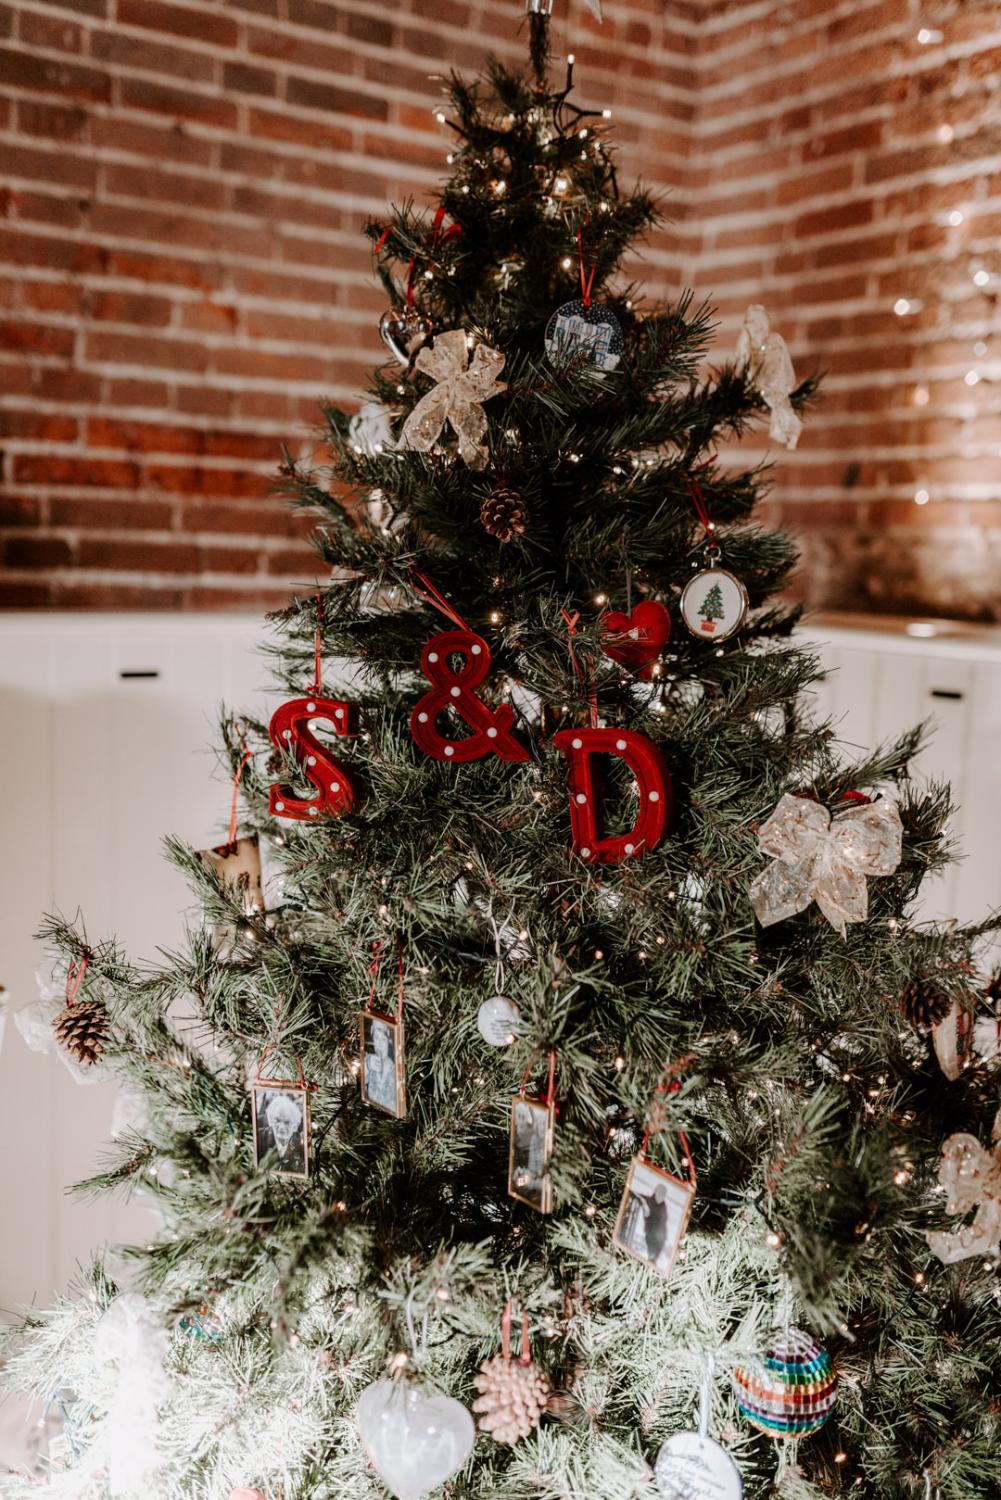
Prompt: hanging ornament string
<box><xmin>560</xmin><ymin>607</ymin><xmax>598</xmax><ymax>727</ymax></box>
<box><xmin>366</xmin><ymin>938</ymin><xmax>405</xmax><ymax>1022</ymax></box>
<box><xmin>227</xmin><ymin>749</ymin><xmax>253</xmax><ymax>848</ymax></box>
<box><xmin>520</xmin><ymin>1047</ymin><xmax>557</xmax><ymax>1106</ymax></box>
<box><xmin>640</xmin><ymin>1060</ymin><xmax>697</xmax><ymax>1187</ymax></box>
<box><xmin>64</xmin><ymin>952</ymin><xmax>89</xmax><ymax>1008</ymax></box>
<box><xmin>697</xmin><ymin>1350</ymin><xmax>715</xmax><ymax>1439</ymax></box>
<box><xmin>374</xmin><ymin>208</ymin><xmax>461</xmax><ymax>310</ymax></box>
<box><xmin>313</xmin><ymin>592</ymin><xmax>324</xmax><ymax>695</ymax></box>
<box><xmin>500</xmin><ymin>1299</ymin><xmax>531</xmax><ymax>1366</ymax></box>
<box><xmin>685</xmin><ymin>472</ymin><xmax>718</xmax><ymax>553</ymax></box>
<box><xmin>256</xmin><ymin>996</ymin><xmax>307</xmax><ymax>1090</ymax></box>
<box><xmin>407</xmin><ymin>566</ymin><xmax>472</xmax><ymax>632</ymax></box>
<box><xmin>576</xmin><ymin>218</ymin><xmax>598</xmax><ymax>308</ymax></box>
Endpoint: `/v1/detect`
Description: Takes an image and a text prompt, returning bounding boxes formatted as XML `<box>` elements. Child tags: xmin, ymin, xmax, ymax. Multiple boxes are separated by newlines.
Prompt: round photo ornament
<box><xmin>654</xmin><ymin>1432</ymin><xmax>743</xmax><ymax>1500</ymax></box>
<box><xmin>477</xmin><ymin>995</ymin><xmax>521</xmax><ymax>1047</ymax></box>
<box><xmin>544</xmin><ymin>223</ymin><xmax>623</xmax><ymax>374</ymax></box>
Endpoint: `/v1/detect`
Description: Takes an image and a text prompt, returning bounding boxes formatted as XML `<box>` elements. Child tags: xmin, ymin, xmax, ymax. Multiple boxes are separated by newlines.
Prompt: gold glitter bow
<box><xmin>397</xmin><ymin>329</ymin><xmax>506</xmax><ymax>469</ymax></box>
<box><xmin>927</xmin><ymin>1113</ymin><xmax>1001</xmax><ymax>1264</ymax></box>
<box><xmin>748</xmin><ymin>793</ymin><xmax>903</xmax><ymax>936</ymax></box>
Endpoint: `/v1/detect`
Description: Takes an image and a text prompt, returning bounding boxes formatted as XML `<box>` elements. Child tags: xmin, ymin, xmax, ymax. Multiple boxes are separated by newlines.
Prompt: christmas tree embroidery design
<box><xmin>698</xmin><ymin>580</ymin><xmax>725</xmax><ymax>633</ymax></box>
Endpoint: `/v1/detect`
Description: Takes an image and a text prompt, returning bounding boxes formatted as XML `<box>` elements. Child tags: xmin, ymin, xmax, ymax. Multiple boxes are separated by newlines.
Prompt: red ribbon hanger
<box><xmin>407</xmin><ymin>566</ymin><xmax>472</xmax><ymax>632</ymax></box>
<box><xmin>313</xmin><ymin>591</ymin><xmax>324</xmax><ymax>696</ymax></box>
<box><xmin>576</xmin><ymin>218</ymin><xmax>598</xmax><ymax>308</ymax></box>
<box><xmin>560</xmin><ymin>607</ymin><xmax>599</xmax><ymax>728</ymax></box>
<box><xmin>227</xmin><ymin>749</ymin><xmax>253</xmax><ymax>847</ymax></box>
<box><xmin>500</xmin><ymin>1299</ymin><xmax>531</xmax><ymax>1366</ymax></box>
<box><xmin>65</xmin><ymin>953</ymin><xmax>89</xmax><ymax>1007</ymax></box>
<box><xmin>375</xmin><ymin>207</ymin><xmax>462</xmax><ymax>310</ymax></box>
<box><xmin>256</xmin><ymin>996</ymin><xmax>308</xmax><ymax>1090</ymax></box>
<box><xmin>519</xmin><ymin>1047</ymin><xmax>557</xmax><ymax>1107</ymax></box>
<box><xmin>366</xmin><ymin>937</ymin><xmax>405</xmax><ymax>1022</ymax></box>
<box><xmin>640</xmin><ymin>1060</ymin><xmax>697</xmax><ymax>1188</ymax></box>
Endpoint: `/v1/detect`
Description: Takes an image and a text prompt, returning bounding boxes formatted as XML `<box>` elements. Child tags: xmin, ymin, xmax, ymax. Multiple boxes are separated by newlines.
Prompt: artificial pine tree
<box><xmin>4</xmin><ymin>13</ymin><xmax>1001</xmax><ymax>1500</ymax></box>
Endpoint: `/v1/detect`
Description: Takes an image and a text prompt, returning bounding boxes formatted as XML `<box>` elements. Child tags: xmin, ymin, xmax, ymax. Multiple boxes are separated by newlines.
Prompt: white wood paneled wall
<box><xmin>800</xmin><ymin>617</ymin><xmax>1001</xmax><ymax>927</ymax></box>
<box><xmin>0</xmin><ymin>609</ymin><xmax>999</xmax><ymax>1464</ymax></box>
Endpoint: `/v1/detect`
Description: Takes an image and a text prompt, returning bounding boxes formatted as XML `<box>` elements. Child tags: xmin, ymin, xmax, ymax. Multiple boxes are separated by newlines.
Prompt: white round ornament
<box><xmin>545</xmin><ymin>298</ymin><xmax>623</xmax><ymax>372</ymax></box>
<box><xmin>477</xmin><ymin>995</ymin><xmax>521</xmax><ymax>1047</ymax></box>
<box><xmin>679</xmin><ymin>567</ymin><xmax>748</xmax><ymax>644</ymax></box>
<box><xmin>357</xmin><ymin>1377</ymin><xmax>474</xmax><ymax>1500</ymax></box>
<box><xmin>654</xmin><ymin>1431</ymin><xmax>743</xmax><ymax>1500</ymax></box>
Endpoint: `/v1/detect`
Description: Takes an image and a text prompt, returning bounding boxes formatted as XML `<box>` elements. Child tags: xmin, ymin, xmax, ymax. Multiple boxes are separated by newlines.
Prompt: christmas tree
<box><xmin>4</xmin><ymin>13</ymin><xmax>1001</xmax><ymax>1500</ymax></box>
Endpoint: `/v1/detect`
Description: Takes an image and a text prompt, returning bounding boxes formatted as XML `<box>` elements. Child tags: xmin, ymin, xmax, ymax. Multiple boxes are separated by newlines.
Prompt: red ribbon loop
<box><xmin>65</xmin><ymin>953</ymin><xmax>89</xmax><ymax>1007</ymax></box>
<box><xmin>228</xmin><ymin>749</ymin><xmax>253</xmax><ymax>846</ymax></box>
<box><xmin>560</xmin><ymin>607</ymin><xmax>598</xmax><ymax>728</ymax></box>
<box><xmin>576</xmin><ymin>221</ymin><xmax>598</xmax><ymax>308</ymax></box>
<box><xmin>314</xmin><ymin>592</ymin><xmax>324</xmax><ymax>696</ymax></box>
<box><xmin>640</xmin><ymin>1064</ymin><xmax>697</xmax><ymax>1187</ymax></box>
<box><xmin>407</xmin><ymin>567</ymin><xmax>471</xmax><ymax>632</ymax></box>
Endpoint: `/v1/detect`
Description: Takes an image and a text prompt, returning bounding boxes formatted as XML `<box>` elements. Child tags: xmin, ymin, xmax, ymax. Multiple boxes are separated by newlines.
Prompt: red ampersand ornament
<box><xmin>268</xmin><ymin>697</ymin><xmax>358</xmax><ymax>821</ymax></box>
<box><xmin>411</xmin><ymin>630</ymin><xmax>530</xmax><ymax>763</ymax></box>
<box><xmin>553</xmin><ymin>727</ymin><xmax>672</xmax><ymax>863</ymax></box>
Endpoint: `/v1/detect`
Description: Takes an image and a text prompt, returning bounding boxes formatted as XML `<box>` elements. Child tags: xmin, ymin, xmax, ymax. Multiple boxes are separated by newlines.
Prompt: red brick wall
<box><xmin>0</xmin><ymin>0</ymin><xmax>695</xmax><ymax>608</ymax></box>
<box><xmin>693</xmin><ymin>0</ymin><xmax>1001</xmax><ymax>623</ymax></box>
<box><xmin>3</xmin><ymin>0</ymin><xmax>1000</xmax><ymax>618</ymax></box>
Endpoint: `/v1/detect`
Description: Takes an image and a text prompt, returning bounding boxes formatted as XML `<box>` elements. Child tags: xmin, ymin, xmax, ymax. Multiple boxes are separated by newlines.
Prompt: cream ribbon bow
<box><xmin>736</xmin><ymin>303</ymin><xmax>803</xmax><ymax>450</ymax></box>
<box><xmin>397</xmin><ymin>329</ymin><xmax>506</xmax><ymax>469</ymax></box>
<box><xmin>927</xmin><ymin>1112</ymin><xmax>1001</xmax><ymax>1264</ymax></box>
<box><xmin>748</xmin><ymin>792</ymin><xmax>903</xmax><ymax>936</ymax></box>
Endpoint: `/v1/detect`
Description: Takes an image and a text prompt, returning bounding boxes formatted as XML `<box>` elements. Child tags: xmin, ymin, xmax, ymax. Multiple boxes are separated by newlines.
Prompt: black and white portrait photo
<box><xmin>359</xmin><ymin>1012</ymin><xmax>406</xmax><ymax>1118</ymax></box>
<box><xmin>508</xmin><ymin>1095</ymin><xmax>554</xmax><ymax>1214</ymax></box>
<box><xmin>252</xmin><ymin>1083</ymin><xmax>310</xmax><ymax>1178</ymax></box>
<box><xmin>613</xmin><ymin>1156</ymin><xmax>695</xmax><ymax>1277</ymax></box>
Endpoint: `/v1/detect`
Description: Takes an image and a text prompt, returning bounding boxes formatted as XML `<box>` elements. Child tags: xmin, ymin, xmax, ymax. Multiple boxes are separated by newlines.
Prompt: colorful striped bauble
<box><xmin>732</xmin><ymin>1328</ymin><xmax>837</xmax><ymax>1438</ymax></box>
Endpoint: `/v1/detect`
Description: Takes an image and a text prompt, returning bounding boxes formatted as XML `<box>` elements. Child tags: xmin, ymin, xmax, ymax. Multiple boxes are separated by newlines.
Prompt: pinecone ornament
<box><xmin>473</xmin><ymin>1352</ymin><xmax>550</xmax><ymax>1443</ymax></box>
<box><xmin>53</xmin><ymin>998</ymin><xmax>109</xmax><ymax>1066</ymax></box>
<box><xmin>900</xmin><ymin>976</ymin><xmax>952</xmax><ymax>1030</ymax></box>
<box><xmin>479</xmin><ymin>485</ymin><xmax>528</xmax><ymax>542</ymax></box>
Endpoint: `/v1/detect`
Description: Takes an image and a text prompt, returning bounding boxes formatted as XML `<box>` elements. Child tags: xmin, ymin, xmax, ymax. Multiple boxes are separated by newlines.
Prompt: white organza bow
<box><xmin>927</xmin><ymin>1114</ymin><xmax>1001</xmax><ymax>1264</ymax></box>
<box><xmin>748</xmin><ymin>793</ymin><xmax>903</xmax><ymax>936</ymax></box>
<box><xmin>397</xmin><ymin>329</ymin><xmax>506</xmax><ymax>469</ymax></box>
<box><xmin>736</xmin><ymin>303</ymin><xmax>803</xmax><ymax>450</ymax></box>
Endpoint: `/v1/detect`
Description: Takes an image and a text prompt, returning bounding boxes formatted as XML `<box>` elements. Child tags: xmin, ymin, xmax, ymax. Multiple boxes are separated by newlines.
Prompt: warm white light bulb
<box><xmin>965</xmin><ymin>369</ymin><xmax>980</xmax><ymax>385</ymax></box>
<box><xmin>973</xmin><ymin>269</ymin><xmax>990</xmax><ymax>287</ymax></box>
<box><xmin>948</xmin><ymin>209</ymin><xmax>965</xmax><ymax>226</ymax></box>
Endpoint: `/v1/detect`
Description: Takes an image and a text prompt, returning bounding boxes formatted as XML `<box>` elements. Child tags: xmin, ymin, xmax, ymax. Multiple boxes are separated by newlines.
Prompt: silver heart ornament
<box><xmin>379</xmin><ymin>307</ymin><xmax>432</xmax><ymax>366</ymax></box>
<box><xmin>357</xmin><ymin>1377</ymin><xmax>475</xmax><ymax>1500</ymax></box>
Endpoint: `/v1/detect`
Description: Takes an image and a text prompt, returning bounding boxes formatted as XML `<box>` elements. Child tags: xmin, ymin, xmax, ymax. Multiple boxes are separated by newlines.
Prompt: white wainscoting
<box><xmin>0</xmin><ymin>609</ymin><xmax>999</xmax><ymax>1464</ymax></box>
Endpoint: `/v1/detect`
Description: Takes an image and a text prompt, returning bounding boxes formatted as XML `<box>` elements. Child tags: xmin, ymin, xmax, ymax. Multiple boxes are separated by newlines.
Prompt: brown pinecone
<box><xmin>479</xmin><ymin>485</ymin><xmax>528</xmax><ymax>542</ymax></box>
<box><xmin>472</xmin><ymin>1353</ymin><xmax>550</xmax><ymax>1443</ymax></box>
<box><xmin>53</xmin><ymin>998</ymin><xmax>109</xmax><ymax>1066</ymax></box>
<box><xmin>899</xmin><ymin>976</ymin><xmax>952</xmax><ymax>1030</ymax></box>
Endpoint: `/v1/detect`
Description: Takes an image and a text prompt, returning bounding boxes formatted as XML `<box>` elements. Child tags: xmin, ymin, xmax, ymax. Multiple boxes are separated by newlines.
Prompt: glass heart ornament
<box><xmin>357</xmin><ymin>1376</ymin><xmax>475</xmax><ymax>1500</ymax></box>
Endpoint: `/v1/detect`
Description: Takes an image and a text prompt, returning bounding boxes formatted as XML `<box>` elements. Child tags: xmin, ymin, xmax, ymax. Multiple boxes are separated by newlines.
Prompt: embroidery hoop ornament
<box><xmin>679</xmin><ymin>475</ymin><xmax>749</xmax><ymax>645</ymax></box>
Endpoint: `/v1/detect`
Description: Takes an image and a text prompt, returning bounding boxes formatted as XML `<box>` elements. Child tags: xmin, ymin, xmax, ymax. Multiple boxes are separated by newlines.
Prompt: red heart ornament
<box><xmin>601</xmin><ymin>600</ymin><xmax>671</xmax><ymax>678</ymax></box>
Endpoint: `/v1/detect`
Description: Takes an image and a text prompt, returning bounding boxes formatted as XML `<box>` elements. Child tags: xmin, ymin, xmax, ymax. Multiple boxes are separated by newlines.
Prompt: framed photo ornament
<box><xmin>358</xmin><ymin>1010</ymin><xmax>407</xmax><ymax>1119</ymax></box>
<box><xmin>251</xmin><ymin>1078</ymin><xmax>311</xmax><ymax>1180</ymax></box>
<box><xmin>508</xmin><ymin>1093</ymin><xmax>555</xmax><ymax>1214</ymax></box>
<box><xmin>613</xmin><ymin>1154</ymin><xmax>695</xmax><ymax>1278</ymax></box>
